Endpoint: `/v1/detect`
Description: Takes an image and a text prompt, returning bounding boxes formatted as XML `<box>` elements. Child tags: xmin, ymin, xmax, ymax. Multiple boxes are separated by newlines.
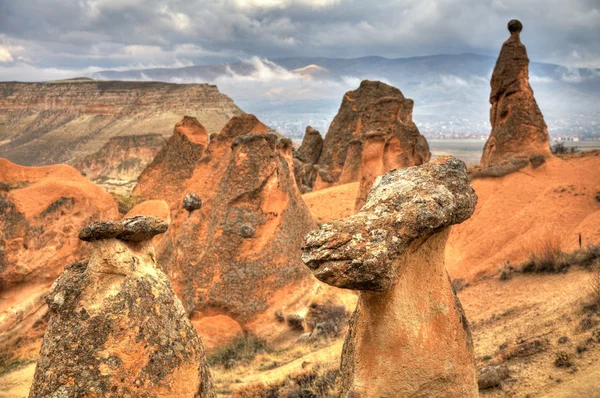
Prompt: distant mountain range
<box><xmin>93</xmin><ymin>54</ymin><xmax>600</xmax><ymax>138</ymax></box>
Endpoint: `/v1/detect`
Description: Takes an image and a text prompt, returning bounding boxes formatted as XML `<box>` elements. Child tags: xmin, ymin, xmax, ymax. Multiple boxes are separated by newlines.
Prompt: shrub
<box><xmin>554</xmin><ymin>351</ymin><xmax>573</xmax><ymax>368</ymax></box>
<box><xmin>207</xmin><ymin>335</ymin><xmax>269</xmax><ymax>369</ymax></box>
<box><xmin>233</xmin><ymin>364</ymin><xmax>341</xmax><ymax>398</ymax></box>
<box><xmin>304</xmin><ymin>303</ymin><xmax>348</xmax><ymax>339</ymax></box>
<box><xmin>551</xmin><ymin>142</ymin><xmax>580</xmax><ymax>155</ymax></box>
<box><xmin>589</xmin><ymin>262</ymin><xmax>600</xmax><ymax>312</ymax></box>
<box><xmin>521</xmin><ymin>237</ymin><xmax>567</xmax><ymax>273</ymax></box>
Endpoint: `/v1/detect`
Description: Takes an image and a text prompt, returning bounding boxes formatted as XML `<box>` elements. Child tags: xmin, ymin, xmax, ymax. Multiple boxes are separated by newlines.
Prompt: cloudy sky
<box><xmin>0</xmin><ymin>0</ymin><xmax>599</xmax><ymax>81</ymax></box>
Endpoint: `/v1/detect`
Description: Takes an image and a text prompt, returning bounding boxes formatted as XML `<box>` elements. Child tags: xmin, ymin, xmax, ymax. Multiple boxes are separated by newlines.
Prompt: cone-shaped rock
<box><xmin>159</xmin><ymin>132</ymin><xmax>317</xmax><ymax>336</ymax></box>
<box><xmin>28</xmin><ymin>216</ymin><xmax>215</xmax><ymax>398</ymax></box>
<box><xmin>133</xmin><ymin>116</ymin><xmax>208</xmax><ymax>203</ymax></box>
<box><xmin>314</xmin><ymin>80</ymin><xmax>430</xmax><ymax>192</ymax></box>
<box><xmin>481</xmin><ymin>20</ymin><xmax>551</xmax><ymax>167</ymax></box>
<box><xmin>302</xmin><ymin>157</ymin><xmax>478</xmax><ymax>397</ymax></box>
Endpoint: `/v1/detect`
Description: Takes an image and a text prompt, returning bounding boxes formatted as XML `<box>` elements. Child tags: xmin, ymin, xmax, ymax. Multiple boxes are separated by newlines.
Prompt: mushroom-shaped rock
<box><xmin>480</xmin><ymin>20</ymin><xmax>551</xmax><ymax>168</ymax></box>
<box><xmin>302</xmin><ymin>156</ymin><xmax>479</xmax><ymax>397</ymax></box>
<box><xmin>183</xmin><ymin>193</ymin><xmax>202</xmax><ymax>212</ymax></box>
<box><xmin>29</xmin><ymin>216</ymin><xmax>215</xmax><ymax>398</ymax></box>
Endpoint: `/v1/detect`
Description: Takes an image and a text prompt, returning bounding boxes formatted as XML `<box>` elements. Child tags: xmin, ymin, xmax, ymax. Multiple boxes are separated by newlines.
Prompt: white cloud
<box><xmin>0</xmin><ymin>46</ymin><xmax>14</xmax><ymax>63</ymax></box>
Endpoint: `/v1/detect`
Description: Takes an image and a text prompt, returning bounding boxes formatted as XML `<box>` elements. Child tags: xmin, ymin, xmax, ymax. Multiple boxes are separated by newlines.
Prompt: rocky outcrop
<box><xmin>157</xmin><ymin>117</ymin><xmax>317</xmax><ymax>342</ymax></box>
<box><xmin>133</xmin><ymin>116</ymin><xmax>209</xmax><ymax>204</ymax></box>
<box><xmin>29</xmin><ymin>216</ymin><xmax>215</xmax><ymax>398</ymax></box>
<box><xmin>293</xmin><ymin>126</ymin><xmax>323</xmax><ymax>192</ymax></box>
<box><xmin>313</xmin><ymin>80</ymin><xmax>430</xmax><ymax>193</ymax></box>
<box><xmin>74</xmin><ymin>134</ymin><xmax>165</xmax><ymax>195</ymax></box>
<box><xmin>0</xmin><ymin>79</ymin><xmax>243</xmax><ymax>184</ymax></box>
<box><xmin>0</xmin><ymin>159</ymin><xmax>118</xmax><ymax>363</ymax></box>
<box><xmin>480</xmin><ymin>20</ymin><xmax>551</xmax><ymax>168</ymax></box>
<box><xmin>302</xmin><ymin>156</ymin><xmax>478</xmax><ymax>397</ymax></box>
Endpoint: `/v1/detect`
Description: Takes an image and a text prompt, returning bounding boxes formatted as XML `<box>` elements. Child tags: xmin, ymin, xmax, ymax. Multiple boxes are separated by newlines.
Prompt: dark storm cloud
<box><xmin>0</xmin><ymin>0</ymin><xmax>599</xmax><ymax>80</ymax></box>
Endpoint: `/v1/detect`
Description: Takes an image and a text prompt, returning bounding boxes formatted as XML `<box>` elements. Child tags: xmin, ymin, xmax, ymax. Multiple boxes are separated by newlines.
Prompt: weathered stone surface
<box><xmin>158</xmin><ymin>122</ymin><xmax>317</xmax><ymax>342</ymax></box>
<box><xmin>78</xmin><ymin>216</ymin><xmax>168</xmax><ymax>242</ymax></box>
<box><xmin>314</xmin><ymin>80</ymin><xmax>430</xmax><ymax>192</ymax></box>
<box><xmin>302</xmin><ymin>156</ymin><xmax>478</xmax><ymax>397</ymax></box>
<box><xmin>297</xmin><ymin>126</ymin><xmax>323</xmax><ymax>165</ymax></box>
<box><xmin>478</xmin><ymin>364</ymin><xmax>509</xmax><ymax>390</ymax></box>
<box><xmin>0</xmin><ymin>80</ymin><xmax>242</xmax><ymax>170</ymax></box>
<box><xmin>0</xmin><ymin>159</ymin><xmax>118</xmax><ymax>362</ymax></box>
<box><xmin>480</xmin><ymin>20</ymin><xmax>551</xmax><ymax>168</ymax></box>
<box><xmin>133</xmin><ymin>116</ymin><xmax>209</xmax><ymax>204</ymax></box>
<box><xmin>29</xmin><ymin>218</ymin><xmax>215</xmax><ymax>398</ymax></box>
<box><xmin>183</xmin><ymin>193</ymin><xmax>202</xmax><ymax>212</ymax></box>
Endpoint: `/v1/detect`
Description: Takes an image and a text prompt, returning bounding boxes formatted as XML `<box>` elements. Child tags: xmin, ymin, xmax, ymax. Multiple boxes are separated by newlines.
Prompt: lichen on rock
<box><xmin>29</xmin><ymin>216</ymin><xmax>215</xmax><ymax>398</ymax></box>
<box><xmin>302</xmin><ymin>156</ymin><xmax>479</xmax><ymax>397</ymax></box>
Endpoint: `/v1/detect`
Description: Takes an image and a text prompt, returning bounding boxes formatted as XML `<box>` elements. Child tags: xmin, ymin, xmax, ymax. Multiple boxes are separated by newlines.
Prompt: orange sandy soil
<box><xmin>2</xmin><ymin>153</ymin><xmax>599</xmax><ymax>397</ymax></box>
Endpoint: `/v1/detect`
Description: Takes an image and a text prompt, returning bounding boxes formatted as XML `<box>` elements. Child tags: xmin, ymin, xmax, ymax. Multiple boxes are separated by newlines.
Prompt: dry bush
<box><xmin>521</xmin><ymin>237</ymin><xmax>567</xmax><ymax>273</ymax></box>
<box><xmin>232</xmin><ymin>363</ymin><xmax>341</xmax><ymax>398</ymax></box>
<box><xmin>207</xmin><ymin>335</ymin><xmax>269</xmax><ymax>369</ymax></box>
<box><xmin>589</xmin><ymin>261</ymin><xmax>600</xmax><ymax>312</ymax></box>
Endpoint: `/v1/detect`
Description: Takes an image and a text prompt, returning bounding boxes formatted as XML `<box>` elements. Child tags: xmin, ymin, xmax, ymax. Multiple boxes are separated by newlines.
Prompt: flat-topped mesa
<box><xmin>159</xmin><ymin>131</ymin><xmax>317</xmax><ymax>343</ymax></box>
<box><xmin>480</xmin><ymin>20</ymin><xmax>551</xmax><ymax>168</ymax></box>
<box><xmin>302</xmin><ymin>156</ymin><xmax>478</xmax><ymax>397</ymax></box>
<box><xmin>133</xmin><ymin>116</ymin><xmax>209</xmax><ymax>203</ymax></box>
<box><xmin>313</xmin><ymin>80</ymin><xmax>430</xmax><ymax>192</ymax></box>
<box><xmin>29</xmin><ymin>215</ymin><xmax>215</xmax><ymax>398</ymax></box>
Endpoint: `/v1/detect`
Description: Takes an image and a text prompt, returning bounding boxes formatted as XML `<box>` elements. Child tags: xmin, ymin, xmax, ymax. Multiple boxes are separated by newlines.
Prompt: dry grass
<box><xmin>589</xmin><ymin>262</ymin><xmax>600</xmax><ymax>311</ymax></box>
<box><xmin>521</xmin><ymin>236</ymin><xmax>567</xmax><ymax>273</ymax></box>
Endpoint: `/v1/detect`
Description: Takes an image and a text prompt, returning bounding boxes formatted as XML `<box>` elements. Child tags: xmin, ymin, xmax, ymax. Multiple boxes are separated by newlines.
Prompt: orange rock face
<box><xmin>314</xmin><ymin>80</ymin><xmax>430</xmax><ymax>194</ymax></box>
<box><xmin>0</xmin><ymin>159</ymin><xmax>118</xmax><ymax>360</ymax></box>
<box><xmin>302</xmin><ymin>157</ymin><xmax>478</xmax><ymax>397</ymax></box>
<box><xmin>481</xmin><ymin>20</ymin><xmax>551</xmax><ymax>168</ymax></box>
<box><xmin>133</xmin><ymin>116</ymin><xmax>209</xmax><ymax>204</ymax></box>
<box><xmin>158</xmin><ymin>126</ymin><xmax>317</xmax><ymax>340</ymax></box>
<box><xmin>28</xmin><ymin>217</ymin><xmax>215</xmax><ymax>398</ymax></box>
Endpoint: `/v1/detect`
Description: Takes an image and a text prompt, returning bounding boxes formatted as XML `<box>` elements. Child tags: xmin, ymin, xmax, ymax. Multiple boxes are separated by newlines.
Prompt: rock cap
<box><xmin>79</xmin><ymin>215</ymin><xmax>168</xmax><ymax>242</ymax></box>
<box><xmin>301</xmin><ymin>156</ymin><xmax>477</xmax><ymax>291</ymax></box>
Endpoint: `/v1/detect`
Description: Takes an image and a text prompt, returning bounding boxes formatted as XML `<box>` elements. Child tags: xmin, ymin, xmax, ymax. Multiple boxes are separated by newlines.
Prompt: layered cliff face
<box><xmin>0</xmin><ymin>79</ymin><xmax>243</xmax><ymax>188</ymax></box>
<box><xmin>0</xmin><ymin>159</ymin><xmax>118</xmax><ymax>361</ymax></box>
<box><xmin>74</xmin><ymin>134</ymin><xmax>165</xmax><ymax>194</ymax></box>
<box><xmin>480</xmin><ymin>20</ymin><xmax>551</xmax><ymax>168</ymax></box>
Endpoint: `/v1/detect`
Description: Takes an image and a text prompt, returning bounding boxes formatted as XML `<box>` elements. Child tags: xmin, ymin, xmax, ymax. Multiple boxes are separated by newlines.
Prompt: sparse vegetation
<box><xmin>554</xmin><ymin>351</ymin><xmax>573</xmax><ymax>368</ymax></box>
<box><xmin>111</xmin><ymin>193</ymin><xmax>142</xmax><ymax>215</ymax></box>
<box><xmin>589</xmin><ymin>262</ymin><xmax>600</xmax><ymax>311</ymax></box>
<box><xmin>305</xmin><ymin>303</ymin><xmax>349</xmax><ymax>339</ymax></box>
<box><xmin>520</xmin><ymin>237</ymin><xmax>567</xmax><ymax>273</ymax></box>
<box><xmin>233</xmin><ymin>363</ymin><xmax>342</xmax><ymax>398</ymax></box>
<box><xmin>207</xmin><ymin>335</ymin><xmax>269</xmax><ymax>369</ymax></box>
<box><xmin>518</xmin><ymin>240</ymin><xmax>600</xmax><ymax>274</ymax></box>
<box><xmin>551</xmin><ymin>142</ymin><xmax>580</xmax><ymax>155</ymax></box>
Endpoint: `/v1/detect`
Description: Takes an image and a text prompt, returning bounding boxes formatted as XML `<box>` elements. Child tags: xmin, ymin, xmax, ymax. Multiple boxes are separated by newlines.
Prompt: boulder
<box><xmin>302</xmin><ymin>156</ymin><xmax>478</xmax><ymax>397</ymax></box>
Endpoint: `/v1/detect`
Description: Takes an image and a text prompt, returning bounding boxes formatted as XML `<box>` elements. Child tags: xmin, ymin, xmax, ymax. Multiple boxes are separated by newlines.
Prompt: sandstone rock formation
<box><xmin>293</xmin><ymin>126</ymin><xmax>323</xmax><ymax>192</ymax></box>
<box><xmin>0</xmin><ymin>159</ymin><xmax>118</xmax><ymax>362</ymax></box>
<box><xmin>74</xmin><ymin>134</ymin><xmax>165</xmax><ymax>194</ymax></box>
<box><xmin>313</xmin><ymin>80</ymin><xmax>430</xmax><ymax>193</ymax></box>
<box><xmin>133</xmin><ymin>116</ymin><xmax>209</xmax><ymax>204</ymax></box>
<box><xmin>0</xmin><ymin>79</ymin><xmax>242</xmax><ymax>184</ymax></box>
<box><xmin>158</xmin><ymin>120</ymin><xmax>317</xmax><ymax>342</ymax></box>
<box><xmin>29</xmin><ymin>216</ymin><xmax>215</xmax><ymax>398</ymax></box>
<box><xmin>134</xmin><ymin>114</ymin><xmax>267</xmax><ymax>208</ymax></box>
<box><xmin>302</xmin><ymin>156</ymin><xmax>478</xmax><ymax>397</ymax></box>
<box><xmin>480</xmin><ymin>20</ymin><xmax>551</xmax><ymax>168</ymax></box>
